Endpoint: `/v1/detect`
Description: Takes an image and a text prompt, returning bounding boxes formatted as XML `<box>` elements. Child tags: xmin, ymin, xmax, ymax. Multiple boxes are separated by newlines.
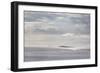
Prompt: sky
<box><xmin>24</xmin><ymin>11</ymin><xmax>90</xmax><ymax>50</ymax></box>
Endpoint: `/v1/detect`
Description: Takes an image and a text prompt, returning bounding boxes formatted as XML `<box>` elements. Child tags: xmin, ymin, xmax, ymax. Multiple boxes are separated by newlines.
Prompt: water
<box><xmin>24</xmin><ymin>47</ymin><xmax>90</xmax><ymax>62</ymax></box>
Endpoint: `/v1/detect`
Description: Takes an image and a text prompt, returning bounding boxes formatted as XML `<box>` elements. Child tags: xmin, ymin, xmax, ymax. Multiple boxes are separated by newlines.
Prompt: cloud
<box><xmin>24</xmin><ymin>11</ymin><xmax>90</xmax><ymax>35</ymax></box>
<box><xmin>61</xmin><ymin>33</ymin><xmax>90</xmax><ymax>38</ymax></box>
<box><xmin>33</xmin><ymin>28</ymin><xmax>63</xmax><ymax>34</ymax></box>
<box><xmin>25</xmin><ymin>21</ymin><xmax>63</xmax><ymax>34</ymax></box>
<box><xmin>62</xmin><ymin>33</ymin><xmax>74</xmax><ymax>37</ymax></box>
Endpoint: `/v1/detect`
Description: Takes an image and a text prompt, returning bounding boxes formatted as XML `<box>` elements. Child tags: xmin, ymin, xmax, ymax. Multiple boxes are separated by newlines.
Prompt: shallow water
<box><xmin>24</xmin><ymin>47</ymin><xmax>90</xmax><ymax>62</ymax></box>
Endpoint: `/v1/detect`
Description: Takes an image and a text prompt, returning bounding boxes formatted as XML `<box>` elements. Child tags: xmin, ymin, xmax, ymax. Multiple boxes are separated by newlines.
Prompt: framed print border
<box><xmin>11</xmin><ymin>1</ymin><xmax>98</xmax><ymax>72</ymax></box>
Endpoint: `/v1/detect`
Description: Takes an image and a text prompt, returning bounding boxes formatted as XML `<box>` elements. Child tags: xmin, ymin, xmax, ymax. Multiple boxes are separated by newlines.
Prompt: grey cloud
<box><xmin>32</xmin><ymin>28</ymin><xmax>63</xmax><ymax>34</ymax></box>
<box><xmin>24</xmin><ymin>11</ymin><xmax>90</xmax><ymax>35</ymax></box>
<box><xmin>24</xmin><ymin>11</ymin><xmax>59</xmax><ymax>22</ymax></box>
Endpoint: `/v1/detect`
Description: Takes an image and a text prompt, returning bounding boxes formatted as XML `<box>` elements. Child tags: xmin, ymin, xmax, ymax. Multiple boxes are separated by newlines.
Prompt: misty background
<box><xmin>24</xmin><ymin>11</ymin><xmax>90</xmax><ymax>50</ymax></box>
<box><xmin>24</xmin><ymin>11</ymin><xmax>90</xmax><ymax>62</ymax></box>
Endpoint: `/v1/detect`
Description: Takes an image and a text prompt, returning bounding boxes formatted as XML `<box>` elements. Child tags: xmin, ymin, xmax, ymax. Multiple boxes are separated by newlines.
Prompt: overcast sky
<box><xmin>24</xmin><ymin>11</ymin><xmax>90</xmax><ymax>49</ymax></box>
